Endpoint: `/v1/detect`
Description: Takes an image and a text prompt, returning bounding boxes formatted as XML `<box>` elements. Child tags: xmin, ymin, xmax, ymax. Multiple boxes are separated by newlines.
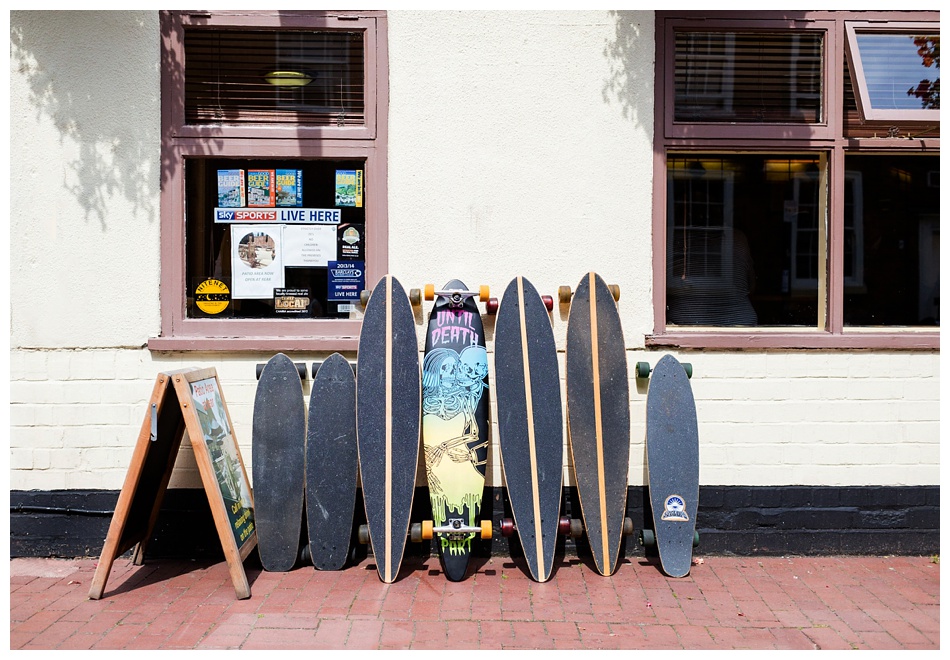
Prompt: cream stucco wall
<box><xmin>8</xmin><ymin>11</ymin><xmax>940</xmax><ymax>494</ymax></box>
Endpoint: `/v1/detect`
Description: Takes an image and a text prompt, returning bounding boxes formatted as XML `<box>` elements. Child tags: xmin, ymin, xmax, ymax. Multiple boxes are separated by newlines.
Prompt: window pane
<box><xmin>667</xmin><ymin>155</ymin><xmax>822</xmax><ymax>327</ymax></box>
<box><xmin>186</xmin><ymin>159</ymin><xmax>367</xmax><ymax>319</ymax></box>
<box><xmin>184</xmin><ymin>30</ymin><xmax>365</xmax><ymax>126</ymax></box>
<box><xmin>674</xmin><ymin>31</ymin><xmax>823</xmax><ymax>123</ymax></box>
<box><xmin>843</xmin><ymin>155</ymin><xmax>939</xmax><ymax>327</ymax></box>
<box><xmin>854</xmin><ymin>33</ymin><xmax>939</xmax><ymax>111</ymax></box>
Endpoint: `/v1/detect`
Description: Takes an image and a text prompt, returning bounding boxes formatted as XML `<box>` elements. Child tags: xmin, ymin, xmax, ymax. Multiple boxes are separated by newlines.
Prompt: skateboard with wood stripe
<box><xmin>252</xmin><ymin>353</ymin><xmax>307</xmax><ymax>572</ymax></box>
<box><xmin>356</xmin><ymin>274</ymin><xmax>421</xmax><ymax>583</ymax></box>
<box><xmin>494</xmin><ymin>275</ymin><xmax>564</xmax><ymax>582</ymax></box>
<box><xmin>564</xmin><ymin>272</ymin><xmax>632</xmax><ymax>576</ymax></box>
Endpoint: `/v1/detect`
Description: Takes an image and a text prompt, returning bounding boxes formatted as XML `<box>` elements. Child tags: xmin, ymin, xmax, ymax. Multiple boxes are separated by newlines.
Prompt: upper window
<box><xmin>152</xmin><ymin>11</ymin><xmax>388</xmax><ymax>351</ymax></box>
<box><xmin>654</xmin><ymin>12</ymin><xmax>939</xmax><ymax>350</ymax></box>
<box><xmin>845</xmin><ymin>22</ymin><xmax>940</xmax><ymax>122</ymax></box>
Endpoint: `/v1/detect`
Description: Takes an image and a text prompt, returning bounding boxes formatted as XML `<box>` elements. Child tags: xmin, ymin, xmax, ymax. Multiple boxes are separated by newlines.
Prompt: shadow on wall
<box><xmin>602</xmin><ymin>10</ymin><xmax>653</xmax><ymax>124</ymax></box>
<box><xmin>10</xmin><ymin>11</ymin><xmax>165</xmax><ymax>229</ymax></box>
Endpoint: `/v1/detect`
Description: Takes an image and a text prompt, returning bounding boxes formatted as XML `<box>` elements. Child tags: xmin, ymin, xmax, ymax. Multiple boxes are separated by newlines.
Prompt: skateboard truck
<box><xmin>415</xmin><ymin>519</ymin><xmax>493</xmax><ymax>541</ymax></box>
<box><xmin>499</xmin><ymin>516</ymin><xmax>583</xmax><ymax>539</ymax></box>
<box><xmin>487</xmin><ymin>294</ymin><xmax>554</xmax><ymax>316</ymax></box>
<box><xmin>639</xmin><ymin>528</ymin><xmax>700</xmax><ymax>548</ymax></box>
<box><xmin>558</xmin><ymin>283</ymin><xmax>620</xmax><ymax>304</ymax></box>
<box><xmin>255</xmin><ymin>361</ymin><xmax>307</xmax><ymax>380</ymax></box>
<box><xmin>636</xmin><ymin>361</ymin><xmax>693</xmax><ymax>380</ymax></box>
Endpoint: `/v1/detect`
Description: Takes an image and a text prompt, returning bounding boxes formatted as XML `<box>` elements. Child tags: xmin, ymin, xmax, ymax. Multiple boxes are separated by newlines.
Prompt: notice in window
<box><xmin>282</xmin><ymin>224</ymin><xmax>338</xmax><ymax>267</ymax></box>
<box><xmin>230</xmin><ymin>225</ymin><xmax>285</xmax><ymax>299</ymax></box>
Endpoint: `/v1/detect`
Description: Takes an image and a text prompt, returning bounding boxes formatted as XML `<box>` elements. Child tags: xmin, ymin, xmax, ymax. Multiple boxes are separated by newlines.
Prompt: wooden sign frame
<box><xmin>89</xmin><ymin>367</ymin><xmax>257</xmax><ymax>600</ymax></box>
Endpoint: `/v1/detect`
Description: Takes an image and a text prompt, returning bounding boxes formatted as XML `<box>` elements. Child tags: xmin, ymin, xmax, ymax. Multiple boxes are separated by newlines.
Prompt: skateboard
<box><xmin>641</xmin><ymin>354</ymin><xmax>699</xmax><ymax>578</ymax></box>
<box><xmin>494</xmin><ymin>276</ymin><xmax>564</xmax><ymax>582</ymax></box>
<box><xmin>356</xmin><ymin>274</ymin><xmax>421</xmax><ymax>583</ymax></box>
<box><xmin>306</xmin><ymin>353</ymin><xmax>358</xmax><ymax>571</ymax></box>
<box><xmin>564</xmin><ymin>272</ymin><xmax>632</xmax><ymax>576</ymax></box>
<box><xmin>415</xmin><ymin>280</ymin><xmax>493</xmax><ymax>581</ymax></box>
<box><xmin>253</xmin><ymin>353</ymin><xmax>307</xmax><ymax>572</ymax></box>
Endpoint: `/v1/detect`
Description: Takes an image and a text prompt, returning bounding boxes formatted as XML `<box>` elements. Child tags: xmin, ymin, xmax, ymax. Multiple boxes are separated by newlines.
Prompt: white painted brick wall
<box><xmin>8</xmin><ymin>347</ymin><xmax>940</xmax><ymax>492</ymax></box>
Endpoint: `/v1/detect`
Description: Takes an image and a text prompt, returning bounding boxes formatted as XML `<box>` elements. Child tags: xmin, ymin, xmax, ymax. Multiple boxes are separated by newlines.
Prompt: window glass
<box><xmin>667</xmin><ymin>155</ymin><xmax>822</xmax><ymax>327</ymax></box>
<box><xmin>184</xmin><ymin>29</ymin><xmax>365</xmax><ymax>126</ymax></box>
<box><xmin>674</xmin><ymin>31</ymin><xmax>823</xmax><ymax>123</ymax></box>
<box><xmin>843</xmin><ymin>155</ymin><xmax>939</xmax><ymax>327</ymax></box>
<box><xmin>185</xmin><ymin>158</ymin><xmax>367</xmax><ymax>319</ymax></box>
<box><xmin>852</xmin><ymin>32</ymin><xmax>939</xmax><ymax>112</ymax></box>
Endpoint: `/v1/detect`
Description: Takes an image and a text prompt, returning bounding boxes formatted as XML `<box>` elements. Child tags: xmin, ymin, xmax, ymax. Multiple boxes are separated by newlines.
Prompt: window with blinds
<box><xmin>184</xmin><ymin>29</ymin><xmax>365</xmax><ymax>126</ymax></box>
<box><xmin>673</xmin><ymin>31</ymin><xmax>823</xmax><ymax>123</ymax></box>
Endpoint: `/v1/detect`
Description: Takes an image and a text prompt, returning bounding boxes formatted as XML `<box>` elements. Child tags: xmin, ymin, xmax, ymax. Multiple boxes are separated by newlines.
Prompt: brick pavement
<box><xmin>8</xmin><ymin>554</ymin><xmax>939</xmax><ymax>650</ymax></box>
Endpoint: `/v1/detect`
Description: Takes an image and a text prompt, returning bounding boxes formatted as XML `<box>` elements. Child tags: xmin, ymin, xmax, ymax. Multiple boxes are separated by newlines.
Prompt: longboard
<box><xmin>306</xmin><ymin>353</ymin><xmax>358</xmax><ymax>571</ymax></box>
<box><xmin>253</xmin><ymin>353</ymin><xmax>307</xmax><ymax>572</ymax></box>
<box><xmin>356</xmin><ymin>274</ymin><xmax>421</xmax><ymax>583</ymax></box>
<box><xmin>419</xmin><ymin>280</ymin><xmax>492</xmax><ymax>581</ymax></box>
<box><xmin>644</xmin><ymin>354</ymin><xmax>699</xmax><ymax>578</ymax></box>
<box><xmin>494</xmin><ymin>276</ymin><xmax>563</xmax><ymax>582</ymax></box>
<box><xmin>565</xmin><ymin>272</ymin><xmax>631</xmax><ymax>576</ymax></box>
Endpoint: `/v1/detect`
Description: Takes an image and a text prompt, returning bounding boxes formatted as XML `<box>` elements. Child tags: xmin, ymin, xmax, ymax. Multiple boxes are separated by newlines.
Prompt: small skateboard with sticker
<box><xmin>640</xmin><ymin>354</ymin><xmax>700</xmax><ymax>578</ymax></box>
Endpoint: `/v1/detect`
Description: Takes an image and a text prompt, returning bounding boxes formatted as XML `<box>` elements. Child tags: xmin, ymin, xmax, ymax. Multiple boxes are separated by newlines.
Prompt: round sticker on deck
<box><xmin>661</xmin><ymin>494</ymin><xmax>689</xmax><ymax>522</ymax></box>
<box><xmin>195</xmin><ymin>279</ymin><xmax>231</xmax><ymax>315</ymax></box>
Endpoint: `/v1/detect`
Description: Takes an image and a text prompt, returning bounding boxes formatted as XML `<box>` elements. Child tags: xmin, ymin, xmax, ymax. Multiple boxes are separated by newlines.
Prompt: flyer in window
<box><xmin>276</xmin><ymin>169</ymin><xmax>303</xmax><ymax>207</ymax></box>
<box><xmin>230</xmin><ymin>225</ymin><xmax>284</xmax><ymax>299</ymax></box>
<box><xmin>247</xmin><ymin>169</ymin><xmax>276</xmax><ymax>207</ymax></box>
<box><xmin>282</xmin><ymin>224</ymin><xmax>337</xmax><ymax>267</ymax></box>
<box><xmin>217</xmin><ymin>169</ymin><xmax>245</xmax><ymax>207</ymax></box>
<box><xmin>335</xmin><ymin>169</ymin><xmax>363</xmax><ymax>207</ymax></box>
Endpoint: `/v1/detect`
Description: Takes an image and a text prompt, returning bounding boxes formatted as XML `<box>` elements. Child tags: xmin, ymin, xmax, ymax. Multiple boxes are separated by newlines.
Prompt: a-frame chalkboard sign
<box><xmin>89</xmin><ymin>367</ymin><xmax>257</xmax><ymax>600</ymax></box>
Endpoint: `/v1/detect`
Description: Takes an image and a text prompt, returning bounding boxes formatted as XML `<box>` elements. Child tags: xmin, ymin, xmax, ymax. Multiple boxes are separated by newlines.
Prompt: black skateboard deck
<box><xmin>494</xmin><ymin>276</ymin><xmax>563</xmax><ymax>582</ymax></box>
<box><xmin>565</xmin><ymin>272</ymin><xmax>630</xmax><ymax>576</ymax></box>
<box><xmin>645</xmin><ymin>354</ymin><xmax>699</xmax><ymax>578</ymax></box>
<box><xmin>306</xmin><ymin>353</ymin><xmax>358</xmax><ymax>571</ymax></box>
<box><xmin>252</xmin><ymin>352</ymin><xmax>306</xmax><ymax>572</ymax></box>
<box><xmin>421</xmin><ymin>279</ymin><xmax>490</xmax><ymax>582</ymax></box>
<box><xmin>356</xmin><ymin>274</ymin><xmax>421</xmax><ymax>583</ymax></box>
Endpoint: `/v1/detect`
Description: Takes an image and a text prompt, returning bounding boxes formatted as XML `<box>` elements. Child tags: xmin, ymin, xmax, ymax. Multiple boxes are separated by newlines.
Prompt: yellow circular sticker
<box><xmin>195</xmin><ymin>279</ymin><xmax>230</xmax><ymax>315</ymax></box>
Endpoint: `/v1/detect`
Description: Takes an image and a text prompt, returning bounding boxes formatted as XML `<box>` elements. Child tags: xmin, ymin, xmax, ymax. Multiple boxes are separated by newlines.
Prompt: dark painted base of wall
<box><xmin>10</xmin><ymin>486</ymin><xmax>939</xmax><ymax>562</ymax></box>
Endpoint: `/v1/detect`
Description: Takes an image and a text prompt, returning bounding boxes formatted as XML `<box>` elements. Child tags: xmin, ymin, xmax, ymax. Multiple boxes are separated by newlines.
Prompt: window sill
<box><xmin>646</xmin><ymin>329</ymin><xmax>939</xmax><ymax>350</ymax></box>
<box><xmin>148</xmin><ymin>335</ymin><xmax>360</xmax><ymax>352</ymax></box>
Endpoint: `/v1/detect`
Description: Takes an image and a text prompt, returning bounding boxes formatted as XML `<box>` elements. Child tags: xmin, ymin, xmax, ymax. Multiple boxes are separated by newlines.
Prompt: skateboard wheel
<box><xmin>683</xmin><ymin>363</ymin><xmax>693</xmax><ymax>379</ymax></box>
<box><xmin>410</xmin><ymin>523</ymin><xmax>423</xmax><ymax>543</ymax></box>
<box><xmin>636</xmin><ymin>362</ymin><xmax>651</xmax><ymax>379</ymax></box>
<box><xmin>409</xmin><ymin>288</ymin><xmax>422</xmax><ymax>307</ymax></box>
<box><xmin>422</xmin><ymin>520</ymin><xmax>434</xmax><ymax>541</ymax></box>
<box><xmin>299</xmin><ymin>543</ymin><xmax>312</xmax><ymax>564</ymax></box>
<box><xmin>639</xmin><ymin>528</ymin><xmax>656</xmax><ymax>547</ymax></box>
<box><xmin>255</xmin><ymin>364</ymin><xmax>265</xmax><ymax>380</ymax></box>
<box><xmin>479</xmin><ymin>285</ymin><xmax>490</xmax><ymax>302</ymax></box>
<box><xmin>358</xmin><ymin>524</ymin><xmax>370</xmax><ymax>545</ymax></box>
<box><xmin>295</xmin><ymin>362</ymin><xmax>307</xmax><ymax>380</ymax></box>
<box><xmin>569</xmin><ymin>518</ymin><xmax>583</xmax><ymax>539</ymax></box>
<box><xmin>359</xmin><ymin>289</ymin><xmax>371</xmax><ymax>307</ymax></box>
<box><xmin>424</xmin><ymin>283</ymin><xmax>435</xmax><ymax>301</ymax></box>
<box><xmin>622</xmin><ymin>517</ymin><xmax>634</xmax><ymax>537</ymax></box>
<box><xmin>500</xmin><ymin>518</ymin><xmax>515</xmax><ymax>537</ymax></box>
<box><xmin>480</xmin><ymin>520</ymin><xmax>493</xmax><ymax>540</ymax></box>
<box><xmin>542</xmin><ymin>295</ymin><xmax>554</xmax><ymax>312</ymax></box>
<box><xmin>558</xmin><ymin>285</ymin><xmax>572</xmax><ymax>304</ymax></box>
<box><xmin>694</xmin><ymin>530</ymin><xmax>700</xmax><ymax>547</ymax></box>
<box><xmin>608</xmin><ymin>284</ymin><xmax>621</xmax><ymax>302</ymax></box>
<box><xmin>486</xmin><ymin>298</ymin><xmax>499</xmax><ymax>315</ymax></box>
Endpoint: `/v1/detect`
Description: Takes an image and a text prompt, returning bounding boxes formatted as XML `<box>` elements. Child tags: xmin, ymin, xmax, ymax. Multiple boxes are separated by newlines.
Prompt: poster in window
<box><xmin>335</xmin><ymin>169</ymin><xmax>363</xmax><ymax>207</ymax></box>
<box><xmin>282</xmin><ymin>224</ymin><xmax>338</xmax><ymax>267</ymax></box>
<box><xmin>276</xmin><ymin>169</ymin><xmax>303</xmax><ymax>207</ymax></box>
<box><xmin>230</xmin><ymin>225</ymin><xmax>285</xmax><ymax>299</ymax></box>
<box><xmin>247</xmin><ymin>169</ymin><xmax>276</xmax><ymax>207</ymax></box>
<box><xmin>217</xmin><ymin>169</ymin><xmax>245</xmax><ymax>207</ymax></box>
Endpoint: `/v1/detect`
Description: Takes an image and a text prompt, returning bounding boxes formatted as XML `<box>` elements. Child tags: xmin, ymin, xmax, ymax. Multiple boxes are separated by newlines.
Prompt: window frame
<box><xmin>651</xmin><ymin>11</ymin><xmax>939</xmax><ymax>350</ymax></box>
<box><xmin>151</xmin><ymin>10</ymin><xmax>388</xmax><ymax>351</ymax></box>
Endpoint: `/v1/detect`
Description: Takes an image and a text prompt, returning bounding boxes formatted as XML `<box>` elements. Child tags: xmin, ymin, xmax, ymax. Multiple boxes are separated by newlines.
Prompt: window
<box><xmin>152</xmin><ymin>10</ymin><xmax>388</xmax><ymax>351</ymax></box>
<box><xmin>653</xmin><ymin>11</ymin><xmax>939</xmax><ymax>349</ymax></box>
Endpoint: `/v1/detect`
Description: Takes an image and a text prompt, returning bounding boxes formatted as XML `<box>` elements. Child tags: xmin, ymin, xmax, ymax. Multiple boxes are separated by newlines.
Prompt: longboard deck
<box><xmin>494</xmin><ymin>276</ymin><xmax>563</xmax><ymax>582</ymax></box>
<box><xmin>307</xmin><ymin>353</ymin><xmax>358</xmax><ymax>571</ymax></box>
<box><xmin>646</xmin><ymin>354</ymin><xmax>699</xmax><ymax>578</ymax></box>
<box><xmin>356</xmin><ymin>274</ymin><xmax>421</xmax><ymax>583</ymax></box>
<box><xmin>422</xmin><ymin>279</ymin><xmax>490</xmax><ymax>582</ymax></box>
<box><xmin>566</xmin><ymin>272</ymin><xmax>630</xmax><ymax>576</ymax></box>
<box><xmin>253</xmin><ymin>353</ymin><xmax>307</xmax><ymax>572</ymax></box>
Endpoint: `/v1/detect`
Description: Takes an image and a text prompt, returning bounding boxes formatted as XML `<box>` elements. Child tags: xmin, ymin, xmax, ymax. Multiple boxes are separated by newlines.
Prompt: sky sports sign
<box><xmin>213</xmin><ymin>208</ymin><xmax>342</xmax><ymax>224</ymax></box>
